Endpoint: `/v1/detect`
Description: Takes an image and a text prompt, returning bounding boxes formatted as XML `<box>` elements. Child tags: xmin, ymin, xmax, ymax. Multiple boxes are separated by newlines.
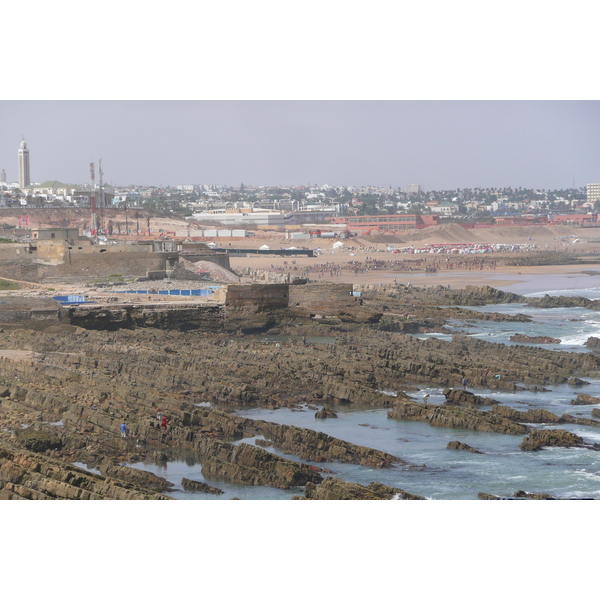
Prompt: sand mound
<box><xmin>180</xmin><ymin>258</ymin><xmax>240</xmax><ymax>283</ymax></box>
<box><xmin>358</xmin><ymin>222</ymin><xmax>595</xmax><ymax>248</ymax></box>
<box><xmin>359</xmin><ymin>223</ymin><xmax>482</xmax><ymax>246</ymax></box>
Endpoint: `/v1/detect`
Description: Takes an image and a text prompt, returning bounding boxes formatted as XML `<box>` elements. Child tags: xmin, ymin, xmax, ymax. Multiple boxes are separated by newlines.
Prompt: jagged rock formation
<box><xmin>443</xmin><ymin>388</ymin><xmax>499</xmax><ymax>407</ymax></box>
<box><xmin>491</xmin><ymin>405</ymin><xmax>565</xmax><ymax>424</ymax></box>
<box><xmin>0</xmin><ymin>444</ymin><xmax>171</xmax><ymax>500</ymax></box>
<box><xmin>196</xmin><ymin>439</ymin><xmax>323</xmax><ymax>489</ymax></box>
<box><xmin>297</xmin><ymin>477</ymin><xmax>425</xmax><ymax>500</ymax></box>
<box><xmin>585</xmin><ymin>337</ymin><xmax>600</xmax><ymax>348</ymax></box>
<box><xmin>388</xmin><ymin>398</ymin><xmax>529</xmax><ymax>435</ymax></box>
<box><xmin>447</xmin><ymin>441</ymin><xmax>483</xmax><ymax>454</ymax></box>
<box><xmin>526</xmin><ymin>294</ymin><xmax>600</xmax><ymax>310</ymax></box>
<box><xmin>314</xmin><ymin>407</ymin><xmax>338</xmax><ymax>419</ymax></box>
<box><xmin>519</xmin><ymin>429</ymin><xmax>589</xmax><ymax>451</ymax></box>
<box><xmin>509</xmin><ymin>334</ymin><xmax>561</xmax><ymax>344</ymax></box>
<box><xmin>181</xmin><ymin>478</ymin><xmax>224</xmax><ymax>494</ymax></box>
<box><xmin>571</xmin><ymin>393</ymin><xmax>600</xmax><ymax>405</ymax></box>
<box><xmin>3</xmin><ymin>283</ymin><xmax>600</xmax><ymax>500</ymax></box>
<box><xmin>359</xmin><ymin>284</ymin><xmax>524</xmax><ymax>307</ymax></box>
<box><xmin>478</xmin><ymin>490</ymin><xmax>557</xmax><ymax>500</ymax></box>
<box><xmin>99</xmin><ymin>460</ymin><xmax>174</xmax><ymax>492</ymax></box>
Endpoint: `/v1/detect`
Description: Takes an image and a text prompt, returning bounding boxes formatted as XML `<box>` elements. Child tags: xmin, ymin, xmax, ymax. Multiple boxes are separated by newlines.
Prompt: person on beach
<box><xmin>423</xmin><ymin>394</ymin><xmax>429</xmax><ymax>406</ymax></box>
<box><xmin>461</xmin><ymin>377</ymin><xmax>468</xmax><ymax>390</ymax></box>
<box><xmin>120</xmin><ymin>422</ymin><xmax>127</xmax><ymax>438</ymax></box>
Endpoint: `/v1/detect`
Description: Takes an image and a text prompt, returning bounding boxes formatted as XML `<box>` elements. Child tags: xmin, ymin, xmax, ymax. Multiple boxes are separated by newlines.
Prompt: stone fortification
<box><xmin>288</xmin><ymin>282</ymin><xmax>358</xmax><ymax>314</ymax></box>
<box><xmin>66</xmin><ymin>303</ymin><xmax>225</xmax><ymax>331</ymax></box>
<box><xmin>0</xmin><ymin>297</ymin><xmax>62</xmax><ymax>324</ymax></box>
<box><xmin>225</xmin><ymin>283</ymin><xmax>290</xmax><ymax>311</ymax></box>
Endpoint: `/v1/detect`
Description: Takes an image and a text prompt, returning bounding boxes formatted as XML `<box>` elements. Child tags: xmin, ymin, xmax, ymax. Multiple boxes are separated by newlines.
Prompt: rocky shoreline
<box><xmin>2</xmin><ymin>284</ymin><xmax>600</xmax><ymax>499</ymax></box>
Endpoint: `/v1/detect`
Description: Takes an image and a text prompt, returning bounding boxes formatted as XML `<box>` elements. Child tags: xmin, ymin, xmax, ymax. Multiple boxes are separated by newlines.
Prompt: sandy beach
<box><xmin>216</xmin><ymin>221</ymin><xmax>600</xmax><ymax>290</ymax></box>
<box><xmin>230</xmin><ymin>249</ymin><xmax>600</xmax><ymax>290</ymax></box>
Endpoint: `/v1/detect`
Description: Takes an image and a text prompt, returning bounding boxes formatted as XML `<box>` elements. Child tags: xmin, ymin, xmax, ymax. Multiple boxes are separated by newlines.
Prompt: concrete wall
<box><xmin>288</xmin><ymin>283</ymin><xmax>358</xmax><ymax>312</ymax></box>
<box><xmin>225</xmin><ymin>283</ymin><xmax>289</xmax><ymax>311</ymax></box>
<box><xmin>50</xmin><ymin>251</ymin><xmax>179</xmax><ymax>279</ymax></box>
<box><xmin>0</xmin><ymin>297</ymin><xmax>62</xmax><ymax>323</ymax></box>
<box><xmin>66</xmin><ymin>303</ymin><xmax>225</xmax><ymax>331</ymax></box>
<box><xmin>181</xmin><ymin>252</ymin><xmax>231</xmax><ymax>271</ymax></box>
<box><xmin>224</xmin><ymin>282</ymin><xmax>357</xmax><ymax>314</ymax></box>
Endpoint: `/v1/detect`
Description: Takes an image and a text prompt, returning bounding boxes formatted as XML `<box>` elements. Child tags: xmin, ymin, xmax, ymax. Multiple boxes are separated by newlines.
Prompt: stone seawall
<box><xmin>288</xmin><ymin>283</ymin><xmax>358</xmax><ymax>313</ymax></box>
<box><xmin>0</xmin><ymin>297</ymin><xmax>63</xmax><ymax>324</ymax></box>
<box><xmin>66</xmin><ymin>303</ymin><xmax>225</xmax><ymax>331</ymax></box>
<box><xmin>225</xmin><ymin>283</ymin><xmax>290</xmax><ymax>311</ymax></box>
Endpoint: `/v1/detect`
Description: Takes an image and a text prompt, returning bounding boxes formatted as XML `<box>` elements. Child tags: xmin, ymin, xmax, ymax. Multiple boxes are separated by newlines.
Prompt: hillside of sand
<box><xmin>358</xmin><ymin>223</ymin><xmax>598</xmax><ymax>250</ymax></box>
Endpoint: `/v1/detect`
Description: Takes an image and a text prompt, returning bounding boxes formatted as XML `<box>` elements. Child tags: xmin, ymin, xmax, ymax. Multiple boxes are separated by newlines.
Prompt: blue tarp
<box><xmin>53</xmin><ymin>295</ymin><xmax>90</xmax><ymax>305</ymax></box>
<box><xmin>114</xmin><ymin>289</ymin><xmax>214</xmax><ymax>296</ymax></box>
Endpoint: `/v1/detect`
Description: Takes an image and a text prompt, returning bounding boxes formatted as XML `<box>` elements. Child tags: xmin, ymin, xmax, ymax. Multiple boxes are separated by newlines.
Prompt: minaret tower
<box><xmin>18</xmin><ymin>138</ymin><xmax>30</xmax><ymax>189</ymax></box>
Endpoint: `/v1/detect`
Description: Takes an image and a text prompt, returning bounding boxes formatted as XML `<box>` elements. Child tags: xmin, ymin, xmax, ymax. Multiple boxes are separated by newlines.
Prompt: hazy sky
<box><xmin>1</xmin><ymin>100</ymin><xmax>598</xmax><ymax>190</ymax></box>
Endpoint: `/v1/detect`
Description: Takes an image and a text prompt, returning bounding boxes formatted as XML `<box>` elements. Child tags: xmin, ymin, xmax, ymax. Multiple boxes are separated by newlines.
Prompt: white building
<box><xmin>189</xmin><ymin>211</ymin><xmax>292</xmax><ymax>227</ymax></box>
<box><xmin>18</xmin><ymin>140</ymin><xmax>30</xmax><ymax>189</ymax></box>
<box><xmin>587</xmin><ymin>183</ymin><xmax>600</xmax><ymax>203</ymax></box>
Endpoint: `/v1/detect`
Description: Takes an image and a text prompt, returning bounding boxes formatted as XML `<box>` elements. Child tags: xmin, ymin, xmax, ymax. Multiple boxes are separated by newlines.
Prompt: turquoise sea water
<box><xmin>123</xmin><ymin>272</ymin><xmax>600</xmax><ymax>499</ymax></box>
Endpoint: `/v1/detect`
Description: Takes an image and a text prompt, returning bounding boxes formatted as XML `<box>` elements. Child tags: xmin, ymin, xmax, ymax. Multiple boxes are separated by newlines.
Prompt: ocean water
<box><xmin>127</xmin><ymin>273</ymin><xmax>600</xmax><ymax>500</ymax></box>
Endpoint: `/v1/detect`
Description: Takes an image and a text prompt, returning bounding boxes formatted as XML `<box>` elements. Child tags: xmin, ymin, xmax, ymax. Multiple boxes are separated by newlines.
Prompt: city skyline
<box><xmin>1</xmin><ymin>101</ymin><xmax>598</xmax><ymax>191</ymax></box>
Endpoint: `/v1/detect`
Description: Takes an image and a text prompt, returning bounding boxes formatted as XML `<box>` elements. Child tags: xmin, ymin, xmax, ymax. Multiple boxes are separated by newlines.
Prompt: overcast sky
<box><xmin>1</xmin><ymin>100</ymin><xmax>598</xmax><ymax>191</ymax></box>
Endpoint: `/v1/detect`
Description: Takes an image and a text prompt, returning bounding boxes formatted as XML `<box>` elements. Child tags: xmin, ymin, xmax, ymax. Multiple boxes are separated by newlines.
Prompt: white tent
<box><xmin>259</xmin><ymin>244</ymin><xmax>270</xmax><ymax>250</ymax></box>
<box><xmin>332</xmin><ymin>241</ymin><xmax>345</xmax><ymax>249</ymax></box>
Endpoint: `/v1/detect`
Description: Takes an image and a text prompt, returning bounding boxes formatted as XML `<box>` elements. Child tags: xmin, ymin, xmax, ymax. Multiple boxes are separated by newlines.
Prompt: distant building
<box><xmin>550</xmin><ymin>214</ymin><xmax>597</xmax><ymax>226</ymax></box>
<box><xmin>404</xmin><ymin>184</ymin><xmax>423</xmax><ymax>194</ymax></box>
<box><xmin>1</xmin><ymin>169</ymin><xmax>6</xmax><ymax>183</ymax></box>
<box><xmin>587</xmin><ymin>183</ymin><xmax>600</xmax><ymax>203</ymax></box>
<box><xmin>327</xmin><ymin>214</ymin><xmax>439</xmax><ymax>233</ymax></box>
<box><xmin>31</xmin><ymin>228</ymin><xmax>80</xmax><ymax>243</ymax></box>
<box><xmin>18</xmin><ymin>140</ymin><xmax>30</xmax><ymax>189</ymax></box>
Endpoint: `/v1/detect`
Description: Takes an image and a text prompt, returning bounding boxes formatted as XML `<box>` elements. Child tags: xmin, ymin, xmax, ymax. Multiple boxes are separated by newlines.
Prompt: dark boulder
<box><xmin>447</xmin><ymin>441</ymin><xmax>483</xmax><ymax>454</ymax></box>
<box><xmin>520</xmin><ymin>429</ymin><xmax>586</xmax><ymax>451</ymax></box>
<box><xmin>314</xmin><ymin>407</ymin><xmax>338</xmax><ymax>419</ymax></box>
<box><xmin>571</xmin><ymin>393</ymin><xmax>600</xmax><ymax>405</ymax></box>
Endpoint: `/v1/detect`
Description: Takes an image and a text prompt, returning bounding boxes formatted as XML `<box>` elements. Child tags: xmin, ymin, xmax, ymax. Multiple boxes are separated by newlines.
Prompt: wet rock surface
<box><xmin>478</xmin><ymin>490</ymin><xmax>557</xmax><ymax>500</ymax></box>
<box><xmin>297</xmin><ymin>477</ymin><xmax>425</xmax><ymax>500</ymax></box>
<box><xmin>181</xmin><ymin>478</ymin><xmax>224</xmax><ymax>495</ymax></box>
<box><xmin>571</xmin><ymin>393</ymin><xmax>600</xmax><ymax>405</ymax></box>
<box><xmin>519</xmin><ymin>429</ymin><xmax>592</xmax><ymax>451</ymax></box>
<box><xmin>447</xmin><ymin>441</ymin><xmax>483</xmax><ymax>454</ymax></box>
<box><xmin>443</xmin><ymin>388</ymin><xmax>499</xmax><ymax>407</ymax></box>
<box><xmin>509</xmin><ymin>334</ymin><xmax>561</xmax><ymax>344</ymax></box>
<box><xmin>314</xmin><ymin>407</ymin><xmax>338</xmax><ymax>419</ymax></box>
<box><xmin>388</xmin><ymin>398</ymin><xmax>529</xmax><ymax>435</ymax></box>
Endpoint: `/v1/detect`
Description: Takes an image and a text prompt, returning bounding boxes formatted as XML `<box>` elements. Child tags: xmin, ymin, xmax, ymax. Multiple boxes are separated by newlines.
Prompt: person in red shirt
<box><xmin>161</xmin><ymin>416</ymin><xmax>167</xmax><ymax>432</ymax></box>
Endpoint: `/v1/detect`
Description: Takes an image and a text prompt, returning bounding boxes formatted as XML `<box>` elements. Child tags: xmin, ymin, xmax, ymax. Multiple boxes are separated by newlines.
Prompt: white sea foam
<box><xmin>560</xmin><ymin>334</ymin><xmax>593</xmax><ymax>346</ymax></box>
<box><xmin>525</xmin><ymin>287</ymin><xmax>600</xmax><ymax>300</ymax></box>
